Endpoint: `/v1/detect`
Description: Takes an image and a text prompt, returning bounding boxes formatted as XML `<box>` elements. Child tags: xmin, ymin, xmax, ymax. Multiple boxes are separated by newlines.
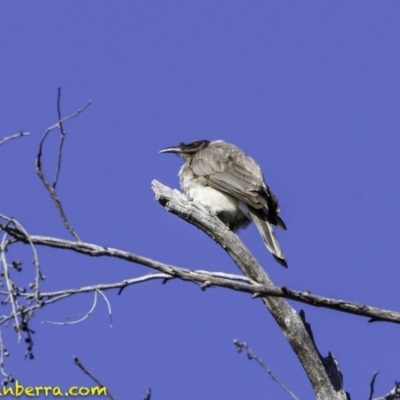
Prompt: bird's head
<box><xmin>159</xmin><ymin>140</ymin><xmax>210</xmax><ymax>159</ymax></box>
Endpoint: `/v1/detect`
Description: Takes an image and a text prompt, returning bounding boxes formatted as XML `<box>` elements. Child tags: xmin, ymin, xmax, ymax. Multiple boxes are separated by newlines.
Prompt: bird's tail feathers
<box><xmin>250</xmin><ymin>210</ymin><xmax>287</xmax><ymax>268</ymax></box>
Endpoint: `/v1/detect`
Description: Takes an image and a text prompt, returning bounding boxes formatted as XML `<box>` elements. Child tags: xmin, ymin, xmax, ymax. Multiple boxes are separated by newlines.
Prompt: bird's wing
<box><xmin>190</xmin><ymin>143</ymin><xmax>276</xmax><ymax>212</ymax></box>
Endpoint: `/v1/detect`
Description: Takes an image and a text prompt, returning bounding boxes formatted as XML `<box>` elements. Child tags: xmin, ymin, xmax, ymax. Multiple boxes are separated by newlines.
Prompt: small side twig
<box><xmin>97</xmin><ymin>289</ymin><xmax>113</xmax><ymax>328</ymax></box>
<box><xmin>0</xmin><ymin>131</ymin><xmax>30</xmax><ymax>147</ymax></box>
<box><xmin>370</xmin><ymin>371</ymin><xmax>380</xmax><ymax>400</ymax></box>
<box><xmin>234</xmin><ymin>340</ymin><xmax>300</xmax><ymax>400</ymax></box>
<box><xmin>143</xmin><ymin>388</ymin><xmax>152</xmax><ymax>400</ymax></box>
<box><xmin>74</xmin><ymin>356</ymin><xmax>116</xmax><ymax>400</ymax></box>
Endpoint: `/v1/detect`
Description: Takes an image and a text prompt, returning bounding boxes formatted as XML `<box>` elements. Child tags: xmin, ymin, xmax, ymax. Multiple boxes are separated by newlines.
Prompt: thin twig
<box><xmin>97</xmin><ymin>289</ymin><xmax>113</xmax><ymax>328</ymax></box>
<box><xmin>0</xmin><ymin>273</ymin><xmax>170</xmax><ymax>327</ymax></box>
<box><xmin>74</xmin><ymin>356</ymin><xmax>116</xmax><ymax>400</ymax></box>
<box><xmin>0</xmin><ymin>131</ymin><xmax>30</xmax><ymax>147</ymax></box>
<box><xmin>42</xmin><ymin>291</ymin><xmax>99</xmax><ymax>326</ymax></box>
<box><xmin>234</xmin><ymin>340</ymin><xmax>300</xmax><ymax>400</ymax></box>
<box><xmin>35</xmin><ymin>89</ymin><xmax>91</xmax><ymax>241</ymax></box>
<box><xmin>53</xmin><ymin>87</ymin><xmax>66</xmax><ymax>189</ymax></box>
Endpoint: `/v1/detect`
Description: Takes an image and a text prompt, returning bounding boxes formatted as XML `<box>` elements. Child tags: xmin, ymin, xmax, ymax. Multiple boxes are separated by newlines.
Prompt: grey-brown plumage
<box><xmin>159</xmin><ymin>140</ymin><xmax>287</xmax><ymax>267</ymax></box>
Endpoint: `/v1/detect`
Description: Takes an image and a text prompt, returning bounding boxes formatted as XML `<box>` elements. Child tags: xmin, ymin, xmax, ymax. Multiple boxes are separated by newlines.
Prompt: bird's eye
<box><xmin>191</xmin><ymin>141</ymin><xmax>200</xmax><ymax>147</ymax></box>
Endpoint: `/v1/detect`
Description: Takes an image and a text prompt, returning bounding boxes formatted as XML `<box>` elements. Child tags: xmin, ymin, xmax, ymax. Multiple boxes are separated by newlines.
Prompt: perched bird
<box><xmin>159</xmin><ymin>140</ymin><xmax>287</xmax><ymax>267</ymax></box>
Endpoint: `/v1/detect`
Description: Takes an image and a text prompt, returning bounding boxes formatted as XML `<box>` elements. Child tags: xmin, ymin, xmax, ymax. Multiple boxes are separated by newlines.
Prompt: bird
<box><xmin>159</xmin><ymin>140</ymin><xmax>287</xmax><ymax>267</ymax></box>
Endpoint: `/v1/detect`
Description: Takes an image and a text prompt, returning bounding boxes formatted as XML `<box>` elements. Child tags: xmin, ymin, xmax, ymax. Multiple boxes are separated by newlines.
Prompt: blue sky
<box><xmin>1</xmin><ymin>1</ymin><xmax>400</xmax><ymax>398</ymax></box>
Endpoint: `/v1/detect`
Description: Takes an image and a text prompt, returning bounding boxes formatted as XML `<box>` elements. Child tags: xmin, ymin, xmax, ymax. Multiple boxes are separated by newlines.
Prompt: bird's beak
<box><xmin>159</xmin><ymin>146</ymin><xmax>182</xmax><ymax>154</ymax></box>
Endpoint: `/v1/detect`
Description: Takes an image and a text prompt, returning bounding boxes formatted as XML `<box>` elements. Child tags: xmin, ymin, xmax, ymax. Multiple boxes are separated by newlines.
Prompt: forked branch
<box><xmin>35</xmin><ymin>88</ymin><xmax>91</xmax><ymax>241</ymax></box>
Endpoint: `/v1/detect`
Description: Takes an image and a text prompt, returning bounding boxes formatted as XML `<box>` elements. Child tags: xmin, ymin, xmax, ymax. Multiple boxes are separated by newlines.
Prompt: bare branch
<box><xmin>234</xmin><ymin>340</ymin><xmax>300</xmax><ymax>400</ymax></box>
<box><xmin>0</xmin><ymin>131</ymin><xmax>30</xmax><ymax>147</ymax></box>
<box><xmin>1</xmin><ymin>221</ymin><xmax>400</xmax><ymax>325</ymax></box>
<box><xmin>35</xmin><ymin>89</ymin><xmax>91</xmax><ymax>241</ymax></box>
<box><xmin>73</xmin><ymin>356</ymin><xmax>116</xmax><ymax>400</ymax></box>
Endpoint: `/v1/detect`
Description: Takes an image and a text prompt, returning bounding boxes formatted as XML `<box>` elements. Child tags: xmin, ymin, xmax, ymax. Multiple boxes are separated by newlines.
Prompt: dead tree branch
<box><xmin>151</xmin><ymin>180</ymin><xmax>348</xmax><ymax>400</ymax></box>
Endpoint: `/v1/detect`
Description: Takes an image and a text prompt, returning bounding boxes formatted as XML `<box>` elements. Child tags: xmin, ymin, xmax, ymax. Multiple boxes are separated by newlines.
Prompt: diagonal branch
<box><xmin>151</xmin><ymin>180</ymin><xmax>348</xmax><ymax>400</ymax></box>
<box><xmin>74</xmin><ymin>356</ymin><xmax>116</xmax><ymax>400</ymax></box>
<box><xmin>234</xmin><ymin>340</ymin><xmax>300</xmax><ymax>400</ymax></box>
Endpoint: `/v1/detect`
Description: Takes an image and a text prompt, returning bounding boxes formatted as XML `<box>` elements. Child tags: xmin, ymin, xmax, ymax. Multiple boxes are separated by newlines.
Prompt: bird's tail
<box><xmin>250</xmin><ymin>210</ymin><xmax>287</xmax><ymax>268</ymax></box>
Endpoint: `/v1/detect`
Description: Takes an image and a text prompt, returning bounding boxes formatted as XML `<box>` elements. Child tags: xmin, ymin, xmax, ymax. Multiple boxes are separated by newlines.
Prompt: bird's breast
<box><xmin>179</xmin><ymin>162</ymin><xmax>251</xmax><ymax>230</ymax></box>
<box><xmin>185</xmin><ymin>184</ymin><xmax>240</xmax><ymax>214</ymax></box>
